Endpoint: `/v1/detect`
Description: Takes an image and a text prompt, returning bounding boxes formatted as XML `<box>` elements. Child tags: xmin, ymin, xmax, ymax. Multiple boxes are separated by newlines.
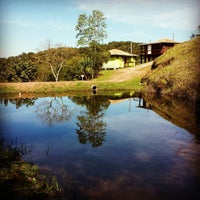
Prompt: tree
<box><xmin>35</xmin><ymin>46</ymin><xmax>79</xmax><ymax>82</ymax></box>
<box><xmin>191</xmin><ymin>25</ymin><xmax>200</xmax><ymax>38</ymax></box>
<box><xmin>76</xmin><ymin>111</ymin><xmax>106</xmax><ymax>147</ymax></box>
<box><xmin>0</xmin><ymin>53</ymin><xmax>37</xmax><ymax>82</ymax></box>
<box><xmin>36</xmin><ymin>97</ymin><xmax>72</xmax><ymax>126</ymax></box>
<box><xmin>75</xmin><ymin>10</ymin><xmax>107</xmax><ymax>79</ymax></box>
<box><xmin>45</xmin><ymin>47</ymin><xmax>70</xmax><ymax>82</ymax></box>
<box><xmin>70</xmin><ymin>95</ymin><xmax>110</xmax><ymax>147</ymax></box>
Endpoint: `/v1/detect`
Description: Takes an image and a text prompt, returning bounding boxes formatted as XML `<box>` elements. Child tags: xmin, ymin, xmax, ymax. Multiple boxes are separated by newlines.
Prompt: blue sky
<box><xmin>0</xmin><ymin>0</ymin><xmax>199</xmax><ymax>57</ymax></box>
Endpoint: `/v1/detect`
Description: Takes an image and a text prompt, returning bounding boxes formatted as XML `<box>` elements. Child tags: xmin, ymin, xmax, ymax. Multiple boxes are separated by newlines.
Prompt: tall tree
<box><xmin>75</xmin><ymin>10</ymin><xmax>107</xmax><ymax>79</ymax></box>
<box><xmin>70</xmin><ymin>95</ymin><xmax>110</xmax><ymax>147</ymax></box>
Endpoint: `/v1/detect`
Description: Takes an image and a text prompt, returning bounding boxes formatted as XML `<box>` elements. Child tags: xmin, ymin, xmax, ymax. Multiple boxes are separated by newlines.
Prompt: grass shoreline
<box><xmin>0</xmin><ymin>78</ymin><xmax>143</xmax><ymax>96</ymax></box>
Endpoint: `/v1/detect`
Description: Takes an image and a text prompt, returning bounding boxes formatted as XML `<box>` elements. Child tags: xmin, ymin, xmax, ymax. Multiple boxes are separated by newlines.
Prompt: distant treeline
<box><xmin>0</xmin><ymin>41</ymin><xmax>141</xmax><ymax>82</ymax></box>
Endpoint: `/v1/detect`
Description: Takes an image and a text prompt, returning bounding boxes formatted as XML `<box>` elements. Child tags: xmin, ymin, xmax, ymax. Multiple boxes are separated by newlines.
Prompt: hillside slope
<box><xmin>142</xmin><ymin>37</ymin><xmax>200</xmax><ymax>101</ymax></box>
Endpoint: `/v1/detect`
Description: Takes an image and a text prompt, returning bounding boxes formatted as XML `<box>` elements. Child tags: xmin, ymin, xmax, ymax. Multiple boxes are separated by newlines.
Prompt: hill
<box><xmin>0</xmin><ymin>41</ymin><xmax>141</xmax><ymax>83</ymax></box>
<box><xmin>142</xmin><ymin>37</ymin><xmax>200</xmax><ymax>102</ymax></box>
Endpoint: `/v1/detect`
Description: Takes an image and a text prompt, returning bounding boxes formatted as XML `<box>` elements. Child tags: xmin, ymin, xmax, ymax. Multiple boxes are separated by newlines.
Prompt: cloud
<box><xmin>75</xmin><ymin>0</ymin><xmax>200</xmax><ymax>31</ymax></box>
<box><xmin>151</xmin><ymin>7</ymin><xmax>200</xmax><ymax>30</ymax></box>
<box><xmin>0</xmin><ymin>18</ymin><xmax>69</xmax><ymax>32</ymax></box>
<box><xmin>0</xmin><ymin>19</ymin><xmax>32</xmax><ymax>27</ymax></box>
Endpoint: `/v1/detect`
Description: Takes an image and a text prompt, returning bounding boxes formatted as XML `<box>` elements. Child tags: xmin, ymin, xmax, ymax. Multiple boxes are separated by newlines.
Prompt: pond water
<box><xmin>0</xmin><ymin>94</ymin><xmax>200</xmax><ymax>200</ymax></box>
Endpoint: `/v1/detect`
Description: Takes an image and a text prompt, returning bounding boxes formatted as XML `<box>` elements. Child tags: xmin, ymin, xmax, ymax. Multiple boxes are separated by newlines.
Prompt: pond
<box><xmin>0</xmin><ymin>94</ymin><xmax>200</xmax><ymax>200</ymax></box>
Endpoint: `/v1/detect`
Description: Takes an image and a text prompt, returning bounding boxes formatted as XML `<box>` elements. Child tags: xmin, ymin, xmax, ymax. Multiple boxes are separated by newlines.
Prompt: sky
<box><xmin>0</xmin><ymin>0</ymin><xmax>199</xmax><ymax>58</ymax></box>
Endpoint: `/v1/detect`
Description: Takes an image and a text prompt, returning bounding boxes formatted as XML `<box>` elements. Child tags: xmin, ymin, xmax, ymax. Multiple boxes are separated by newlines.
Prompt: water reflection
<box><xmin>142</xmin><ymin>95</ymin><xmax>200</xmax><ymax>139</ymax></box>
<box><xmin>35</xmin><ymin>97</ymin><xmax>73</xmax><ymax>126</ymax></box>
<box><xmin>0</xmin><ymin>94</ymin><xmax>200</xmax><ymax>200</ymax></box>
<box><xmin>0</xmin><ymin>98</ymin><xmax>37</xmax><ymax>109</ymax></box>
<box><xmin>1</xmin><ymin>95</ymin><xmax>199</xmax><ymax>143</ymax></box>
<box><xmin>70</xmin><ymin>96</ymin><xmax>110</xmax><ymax>147</ymax></box>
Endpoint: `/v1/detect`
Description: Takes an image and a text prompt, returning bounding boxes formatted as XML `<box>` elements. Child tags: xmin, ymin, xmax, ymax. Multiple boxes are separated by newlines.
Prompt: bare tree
<box><xmin>45</xmin><ymin>47</ymin><xmax>68</xmax><ymax>82</ymax></box>
<box><xmin>36</xmin><ymin>97</ymin><xmax>73</xmax><ymax>126</ymax></box>
<box><xmin>42</xmin><ymin>40</ymin><xmax>53</xmax><ymax>50</ymax></box>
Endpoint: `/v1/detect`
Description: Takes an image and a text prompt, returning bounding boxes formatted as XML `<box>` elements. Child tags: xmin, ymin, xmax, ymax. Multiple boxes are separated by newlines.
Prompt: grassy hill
<box><xmin>142</xmin><ymin>37</ymin><xmax>200</xmax><ymax>101</ymax></box>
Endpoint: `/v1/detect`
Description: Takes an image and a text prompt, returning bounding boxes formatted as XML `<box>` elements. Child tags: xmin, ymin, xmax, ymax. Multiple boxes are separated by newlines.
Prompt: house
<box><xmin>102</xmin><ymin>49</ymin><xmax>138</xmax><ymax>70</ymax></box>
<box><xmin>140</xmin><ymin>38</ymin><xmax>179</xmax><ymax>63</ymax></box>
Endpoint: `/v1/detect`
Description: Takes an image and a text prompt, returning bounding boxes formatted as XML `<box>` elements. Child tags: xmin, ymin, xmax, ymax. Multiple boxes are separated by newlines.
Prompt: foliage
<box><xmin>75</xmin><ymin>10</ymin><xmax>108</xmax><ymax>79</ymax></box>
<box><xmin>62</xmin><ymin>55</ymin><xmax>85</xmax><ymax>80</ymax></box>
<box><xmin>37</xmin><ymin>47</ymin><xmax>80</xmax><ymax>82</ymax></box>
<box><xmin>76</xmin><ymin>112</ymin><xmax>106</xmax><ymax>147</ymax></box>
<box><xmin>0</xmin><ymin>137</ymin><xmax>62</xmax><ymax>199</ymax></box>
<box><xmin>0</xmin><ymin>53</ymin><xmax>37</xmax><ymax>82</ymax></box>
<box><xmin>75</xmin><ymin>10</ymin><xmax>107</xmax><ymax>46</ymax></box>
<box><xmin>104</xmin><ymin>41</ymin><xmax>141</xmax><ymax>54</ymax></box>
<box><xmin>70</xmin><ymin>95</ymin><xmax>110</xmax><ymax>147</ymax></box>
<box><xmin>80</xmin><ymin>42</ymin><xmax>110</xmax><ymax>79</ymax></box>
<box><xmin>0</xmin><ymin>40</ymin><xmax>141</xmax><ymax>82</ymax></box>
<box><xmin>44</xmin><ymin>47</ymin><xmax>79</xmax><ymax>82</ymax></box>
<box><xmin>0</xmin><ymin>98</ymin><xmax>37</xmax><ymax>109</ymax></box>
<box><xmin>0</xmin><ymin>47</ymin><xmax>80</xmax><ymax>82</ymax></box>
<box><xmin>191</xmin><ymin>25</ymin><xmax>200</xmax><ymax>38</ymax></box>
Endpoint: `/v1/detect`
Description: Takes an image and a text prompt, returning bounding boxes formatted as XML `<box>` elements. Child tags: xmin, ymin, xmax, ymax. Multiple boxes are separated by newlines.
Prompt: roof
<box><xmin>109</xmin><ymin>49</ymin><xmax>138</xmax><ymax>57</ymax></box>
<box><xmin>141</xmin><ymin>38</ymin><xmax>180</xmax><ymax>45</ymax></box>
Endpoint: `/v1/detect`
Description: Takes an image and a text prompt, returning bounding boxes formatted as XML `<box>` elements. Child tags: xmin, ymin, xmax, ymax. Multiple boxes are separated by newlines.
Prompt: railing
<box><xmin>140</xmin><ymin>46</ymin><xmax>171</xmax><ymax>55</ymax></box>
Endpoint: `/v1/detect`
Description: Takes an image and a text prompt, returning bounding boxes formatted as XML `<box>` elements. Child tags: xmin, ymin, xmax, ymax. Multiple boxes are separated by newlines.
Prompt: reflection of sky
<box><xmin>1</xmin><ymin>96</ymin><xmax>199</xmax><ymax>200</ymax></box>
<box><xmin>1</xmin><ymin>103</ymin><xmax>37</xmax><ymax>124</ymax></box>
<box><xmin>105</xmin><ymin>98</ymin><xmax>189</xmax><ymax>139</ymax></box>
<box><xmin>0</xmin><ymin>97</ymin><xmax>80</xmax><ymax>143</ymax></box>
<box><xmin>0</xmin><ymin>97</ymin><xmax>194</xmax><ymax>159</ymax></box>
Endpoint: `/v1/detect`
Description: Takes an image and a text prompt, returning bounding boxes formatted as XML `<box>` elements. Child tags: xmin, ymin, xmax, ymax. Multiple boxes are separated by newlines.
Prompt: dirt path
<box><xmin>105</xmin><ymin>61</ymin><xmax>153</xmax><ymax>82</ymax></box>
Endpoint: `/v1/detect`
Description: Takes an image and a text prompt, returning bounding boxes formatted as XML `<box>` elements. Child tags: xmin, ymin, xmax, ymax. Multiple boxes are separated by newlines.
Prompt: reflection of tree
<box><xmin>0</xmin><ymin>98</ymin><xmax>37</xmax><ymax>109</ymax></box>
<box><xmin>77</xmin><ymin>111</ymin><xmax>106</xmax><ymax>147</ymax></box>
<box><xmin>70</xmin><ymin>95</ymin><xmax>110</xmax><ymax>148</ymax></box>
<box><xmin>142</xmin><ymin>94</ymin><xmax>200</xmax><ymax>138</ymax></box>
<box><xmin>36</xmin><ymin>97</ymin><xmax>72</xmax><ymax>126</ymax></box>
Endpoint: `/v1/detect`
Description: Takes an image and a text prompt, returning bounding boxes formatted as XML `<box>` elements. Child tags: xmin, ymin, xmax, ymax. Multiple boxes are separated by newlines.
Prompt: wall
<box><xmin>102</xmin><ymin>56</ymin><xmax>124</xmax><ymax>70</ymax></box>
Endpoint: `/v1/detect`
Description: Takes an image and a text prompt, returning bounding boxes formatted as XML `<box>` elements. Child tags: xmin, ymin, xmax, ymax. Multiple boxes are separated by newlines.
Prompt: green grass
<box><xmin>0</xmin><ymin>85</ymin><xmax>18</xmax><ymax>94</ymax></box>
<box><xmin>96</xmin><ymin>70</ymin><xmax>116</xmax><ymax>81</ymax></box>
<box><xmin>0</xmin><ymin>76</ymin><xmax>144</xmax><ymax>95</ymax></box>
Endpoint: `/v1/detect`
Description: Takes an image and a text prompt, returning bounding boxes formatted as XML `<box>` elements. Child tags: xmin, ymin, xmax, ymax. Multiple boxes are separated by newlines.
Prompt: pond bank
<box><xmin>0</xmin><ymin>79</ymin><xmax>143</xmax><ymax>97</ymax></box>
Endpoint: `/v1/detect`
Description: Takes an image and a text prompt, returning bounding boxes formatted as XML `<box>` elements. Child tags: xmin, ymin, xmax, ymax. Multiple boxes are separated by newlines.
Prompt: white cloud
<box><xmin>0</xmin><ymin>19</ymin><xmax>32</xmax><ymax>27</ymax></box>
<box><xmin>151</xmin><ymin>7</ymin><xmax>200</xmax><ymax>30</ymax></box>
<box><xmin>75</xmin><ymin>0</ymin><xmax>200</xmax><ymax>31</ymax></box>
